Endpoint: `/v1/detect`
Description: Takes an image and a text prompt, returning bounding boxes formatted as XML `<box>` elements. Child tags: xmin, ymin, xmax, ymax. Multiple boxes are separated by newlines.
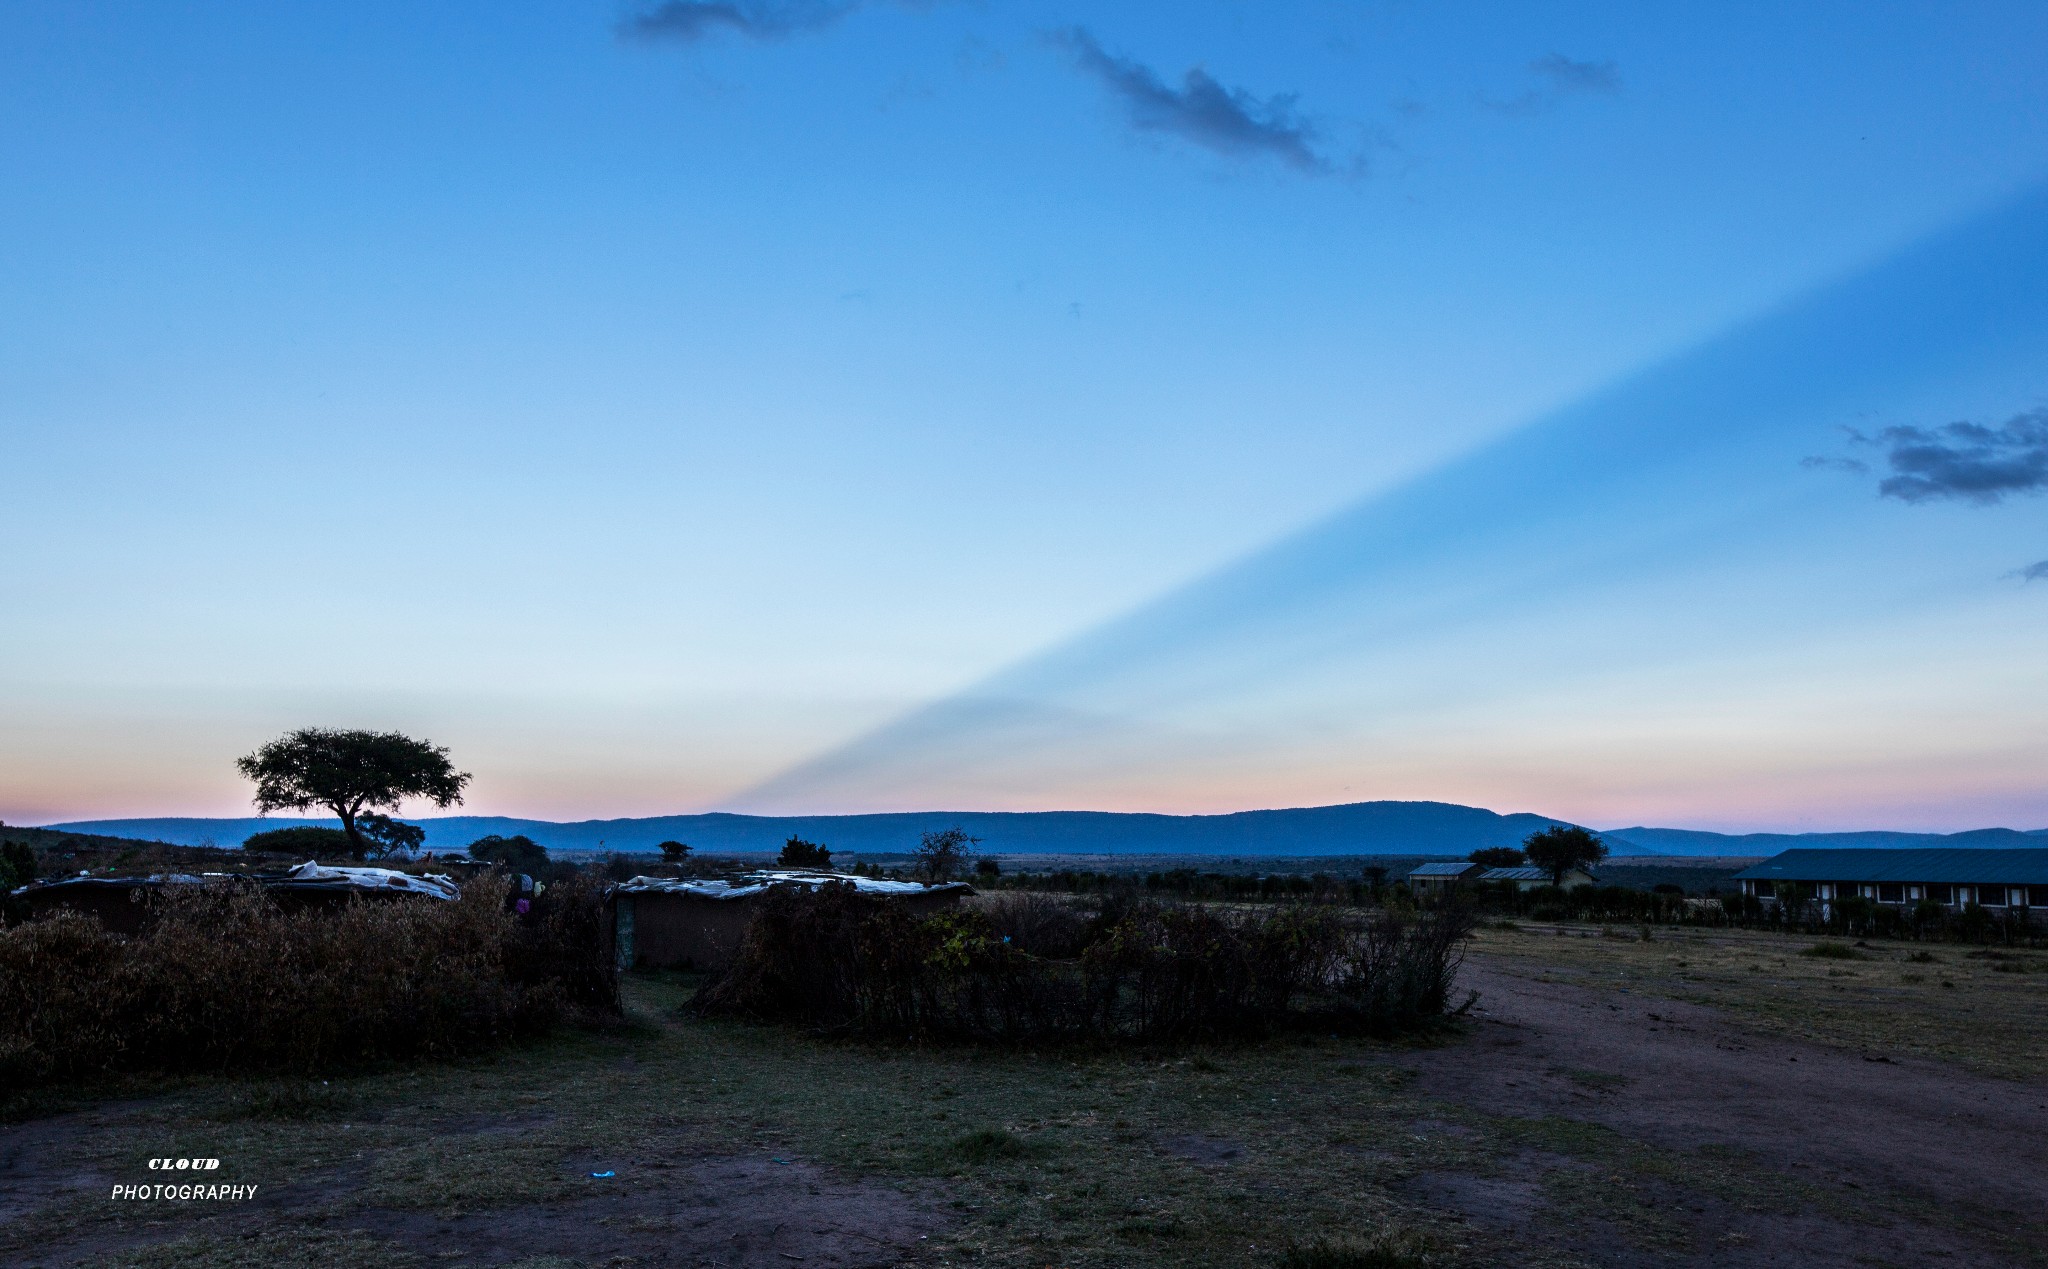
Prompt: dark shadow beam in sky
<box><xmin>735</xmin><ymin>186</ymin><xmax>2048</xmax><ymax>812</ymax></box>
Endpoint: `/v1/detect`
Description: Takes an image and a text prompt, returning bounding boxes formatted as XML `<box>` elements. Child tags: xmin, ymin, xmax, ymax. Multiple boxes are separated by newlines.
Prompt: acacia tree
<box><xmin>777</xmin><ymin>836</ymin><xmax>832</xmax><ymax>869</ymax></box>
<box><xmin>236</xmin><ymin>728</ymin><xmax>470</xmax><ymax>861</ymax></box>
<box><xmin>1467</xmin><ymin>847</ymin><xmax>1527</xmax><ymax>868</ymax></box>
<box><xmin>1522</xmin><ymin>825</ymin><xmax>1608</xmax><ymax>887</ymax></box>
<box><xmin>358</xmin><ymin>813</ymin><xmax>427</xmax><ymax>859</ymax></box>
<box><xmin>913</xmin><ymin>827</ymin><xmax>979</xmax><ymax>882</ymax></box>
<box><xmin>468</xmin><ymin>833</ymin><xmax>550</xmax><ymax>874</ymax></box>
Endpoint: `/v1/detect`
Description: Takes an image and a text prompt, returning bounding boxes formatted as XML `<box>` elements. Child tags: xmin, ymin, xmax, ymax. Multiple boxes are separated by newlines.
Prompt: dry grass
<box><xmin>1468</xmin><ymin>922</ymin><xmax>2048</xmax><ymax>1080</ymax></box>
<box><xmin>0</xmin><ymin>873</ymin><xmax>616</xmax><ymax>1086</ymax></box>
<box><xmin>5</xmin><ymin>920</ymin><xmax>2044</xmax><ymax>1268</ymax></box>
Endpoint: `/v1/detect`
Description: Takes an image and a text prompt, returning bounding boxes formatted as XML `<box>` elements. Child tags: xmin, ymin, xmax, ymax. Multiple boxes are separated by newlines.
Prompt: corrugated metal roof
<box><xmin>1408</xmin><ymin>862</ymin><xmax>1483</xmax><ymax>877</ymax></box>
<box><xmin>1479</xmin><ymin>867</ymin><xmax>1563</xmax><ymax>882</ymax></box>
<box><xmin>1733</xmin><ymin>849</ymin><xmax>2048</xmax><ymax>885</ymax></box>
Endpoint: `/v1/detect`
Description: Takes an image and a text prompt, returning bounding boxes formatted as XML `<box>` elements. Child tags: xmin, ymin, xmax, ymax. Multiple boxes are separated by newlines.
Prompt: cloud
<box><xmin>2018</xmin><ymin>559</ymin><xmax>2048</xmax><ymax>581</ymax></box>
<box><xmin>1486</xmin><ymin>52</ymin><xmax>1622</xmax><ymax>115</ymax></box>
<box><xmin>618</xmin><ymin>1</ymin><xmax>862</xmax><ymax>44</ymax></box>
<box><xmin>1052</xmin><ymin>28</ymin><xmax>1323</xmax><ymax>171</ymax></box>
<box><xmin>1861</xmin><ymin>409</ymin><xmax>2048</xmax><ymax>503</ymax></box>
<box><xmin>1532</xmin><ymin>53</ymin><xmax>1621</xmax><ymax>94</ymax></box>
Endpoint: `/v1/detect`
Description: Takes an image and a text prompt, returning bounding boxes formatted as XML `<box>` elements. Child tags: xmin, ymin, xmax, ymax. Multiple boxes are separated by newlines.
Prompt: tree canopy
<box><xmin>358</xmin><ymin>813</ymin><xmax>426</xmax><ymax>859</ymax></box>
<box><xmin>467</xmin><ymin>834</ymin><xmax>550</xmax><ymax>875</ymax></box>
<box><xmin>1467</xmin><ymin>846</ymin><xmax>1527</xmax><ymax>868</ymax></box>
<box><xmin>777</xmin><ymin>836</ymin><xmax>832</xmax><ymax>869</ymax></box>
<box><xmin>657</xmin><ymin>840</ymin><xmax>691</xmax><ymax>864</ymax></box>
<box><xmin>1521</xmin><ymin>825</ymin><xmax>1608</xmax><ymax>886</ymax></box>
<box><xmin>236</xmin><ymin>728</ymin><xmax>469</xmax><ymax>861</ymax></box>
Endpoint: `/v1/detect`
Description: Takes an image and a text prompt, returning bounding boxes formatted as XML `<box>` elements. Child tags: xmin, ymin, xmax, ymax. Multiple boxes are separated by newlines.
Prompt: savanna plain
<box><xmin>4</xmin><ymin>910</ymin><xmax>2045</xmax><ymax>1269</ymax></box>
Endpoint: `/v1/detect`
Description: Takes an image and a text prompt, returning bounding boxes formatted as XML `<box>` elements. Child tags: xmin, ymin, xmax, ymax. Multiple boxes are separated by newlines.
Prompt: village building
<box><xmin>1406</xmin><ymin>861</ymin><xmax>1487</xmax><ymax>894</ymax></box>
<box><xmin>6</xmin><ymin>862</ymin><xmax>461</xmax><ymax>932</ymax></box>
<box><xmin>1734</xmin><ymin>848</ymin><xmax>2048</xmax><ymax>915</ymax></box>
<box><xmin>1478</xmin><ymin>865</ymin><xmax>1599</xmax><ymax>892</ymax></box>
<box><xmin>612</xmin><ymin>870</ymin><xmax>973</xmax><ymax>972</ymax></box>
<box><xmin>1405</xmin><ymin>861</ymin><xmax>1598</xmax><ymax>893</ymax></box>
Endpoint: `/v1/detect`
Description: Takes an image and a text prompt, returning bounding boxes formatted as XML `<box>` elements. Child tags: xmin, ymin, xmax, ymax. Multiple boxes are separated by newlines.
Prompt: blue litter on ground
<box><xmin>590</xmin><ymin>1170</ymin><xmax>615</xmax><ymax>1178</ymax></box>
<box><xmin>772</xmin><ymin>1158</ymin><xmax>791</xmax><ymax>1165</ymax></box>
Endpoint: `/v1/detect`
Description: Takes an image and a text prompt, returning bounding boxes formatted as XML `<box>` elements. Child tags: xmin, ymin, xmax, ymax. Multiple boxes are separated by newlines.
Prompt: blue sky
<box><xmin>4</xmin><ymin>2</ymin><xmax>2047</xmax><ymax>830</ymax></box>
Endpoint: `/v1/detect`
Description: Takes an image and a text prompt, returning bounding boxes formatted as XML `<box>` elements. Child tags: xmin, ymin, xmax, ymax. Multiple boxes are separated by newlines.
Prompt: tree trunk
<box><xmin>336</xmin><ymin>806</ymin><xmax>367</xmax><ymax>861</ymax></box>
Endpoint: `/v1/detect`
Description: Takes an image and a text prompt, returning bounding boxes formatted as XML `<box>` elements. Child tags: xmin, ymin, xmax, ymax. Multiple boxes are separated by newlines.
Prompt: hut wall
<box><xmin>20</xmin><ymin>886</ymin><xmax>154</xmax><ymax>935</ymax></box>
<box><xmin>623</xmin><ymin>886</ymin><xmax>969</xmax><ymax>972</ymax></box>
<box><xmin>626</xmin><ymin>893</ymin><xmax>758</xmax><ymax>971</ymax></box>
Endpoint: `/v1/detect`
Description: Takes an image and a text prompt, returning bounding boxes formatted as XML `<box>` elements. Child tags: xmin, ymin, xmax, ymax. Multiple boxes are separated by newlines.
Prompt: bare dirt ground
<box><xmin>1409</xmin><ymin>951</ymin><xmax>2048</xmax><ymax>1267</ymax></box>
<box><xmin>0</xmin><ymin>1109</ymin><xmax>946</xmax><ymax>1268</ymax></box>
<box><xmin>4</xmin><ymin>931</ymin><xmax>2044</xmax><ymax>1268</ymax></box>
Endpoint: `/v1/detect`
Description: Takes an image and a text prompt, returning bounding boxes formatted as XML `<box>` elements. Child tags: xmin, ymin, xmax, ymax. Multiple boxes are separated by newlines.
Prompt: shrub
<box><xmin>597</xmin><ymin>853</ymin><xmax>641</xmax><ymax>883</ymax></box>
<box><xmin>0</xmin><ymin>840</ymin><xmax>37</xmax><ymax>891</ymax></box>
<box><xmin>509</xmin><ymin>870</ymin><xmax>621</xmax><ymax>1016</ymax></box>
<box><xmin>692</xmin><ymin>886</ymin><xmax>1474</xmax><ymax>1043</ymax></box>
<box><xmin>980</xmin><ymin>893</ymin><xmax>1092</xmax><ymax>959</ymax></box>
<box><xmin>1800</xmin><ymin>942</ymin><xmax>1866</xmax><ymax>960</ymax></box>
<box><xmin>1278</xmin><ymin>1228</ymin><xmax>1437</xmax><ymax>1268</ymax></box>
<box><xmin>241</xmin><ymin>826</ymin><xmax>353</xmax><ymax>856</ymax></box>
<box><xmin>0</xmin><ymin>873</ymin><xmax>615</xmax><ymax>1088</ymax></box>
<box><xmin>946</xmin><ymin>1127</ymin><xmax>1038</xmax><ymax>1163</ymax></box>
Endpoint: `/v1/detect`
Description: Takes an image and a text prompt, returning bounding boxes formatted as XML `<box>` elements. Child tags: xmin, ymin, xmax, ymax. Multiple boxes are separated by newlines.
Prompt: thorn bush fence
<box><xmin>691</xmin><ymin>886</ymin><xmax>1476</xmax><ymax>1043</ymax></box>
<box><xmin>0</xmin><ymin>873</ymin><xmax>618</xmax><ymax>1087</ymax></box>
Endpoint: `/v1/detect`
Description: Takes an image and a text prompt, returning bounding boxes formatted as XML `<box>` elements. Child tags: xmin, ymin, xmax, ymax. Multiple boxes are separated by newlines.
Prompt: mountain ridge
<box><xmin>37</xmin><ymin>800</ymin><xmax>2048</xmax><ymax>858</ymax></box>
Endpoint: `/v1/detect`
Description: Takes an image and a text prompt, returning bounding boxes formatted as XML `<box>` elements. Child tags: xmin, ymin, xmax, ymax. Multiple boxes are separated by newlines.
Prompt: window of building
<box><xmin>1878</xmin><ymin>883</ymin><xmax>1903</xmax><ymax>903</ymax></box>
<box><xmin>1926</xmin><ymin>884</ymin><xmax>1953</xmax><ymax>904</ymax></box>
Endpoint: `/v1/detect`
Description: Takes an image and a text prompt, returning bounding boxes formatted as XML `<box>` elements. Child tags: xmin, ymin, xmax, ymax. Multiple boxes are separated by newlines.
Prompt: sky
<box><xmin>4</xmin><ymin>1</ymin><xmax>2048</xmax><ymax>832</ymax></box>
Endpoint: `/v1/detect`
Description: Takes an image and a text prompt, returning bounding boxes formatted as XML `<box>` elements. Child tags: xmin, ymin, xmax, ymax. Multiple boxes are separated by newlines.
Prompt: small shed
<box><xmin>613</xmin><ymin>871</ymin><xmax>974</xmax><ymax>972</ymax></box>
<box><xmin>1478</xmin><ymin>865</ymin><xmax>1599</xmax><ymax>892</ymax></box>
<box><xmin>1407</xmin><ymin>861</ymin><xmax>1486</xmax><ymax>894</ymax></box>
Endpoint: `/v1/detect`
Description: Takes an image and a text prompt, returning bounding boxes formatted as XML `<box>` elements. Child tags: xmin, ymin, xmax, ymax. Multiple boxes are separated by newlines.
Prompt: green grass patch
<box><xmin>1799</xmin><ymin>942</ymin><xmax>1867</xmax><ymax>960</ymax></box>
<box><xmin>946</xmin><ymin>1127</ymin><xmax>1045</xmax><ymax>1164</ymax></box>
<box><xmin>1276</xmin><ymin>1229</ymin><xmax>1437</xmax><ymax>1268</ymax></box>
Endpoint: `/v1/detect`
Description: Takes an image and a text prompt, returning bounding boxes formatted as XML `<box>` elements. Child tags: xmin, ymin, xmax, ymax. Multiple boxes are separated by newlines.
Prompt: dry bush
<box><xmin>977</xmin><ymin>892</ymin><xmax>1092</xmax><ymax>959</ymax></box>
<box><xmin>0</xmin><ymin>874</ymin><xmax>616</xmax><ymax>1087</ymax></box>
<box><xmin>693</xmin><ymin>885</ymin><xmax>1474</xmax><ymax>1043</ymax></box>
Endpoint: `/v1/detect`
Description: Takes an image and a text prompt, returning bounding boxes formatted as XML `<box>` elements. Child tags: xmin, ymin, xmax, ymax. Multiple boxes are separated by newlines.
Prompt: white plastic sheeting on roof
<box><xmin>615</xmin><ymin>870</ymin><xmax>969</xmax><ymax>900</ymax></box>
<box><xmin>276</xmin><ymin>861</ymin><xmax>461</xmax><ymax>900</ymax></box>
<box><xmin>8</xmin><ymin>872</ymin><xmax>211</xmax><ymax>898</ymax></box>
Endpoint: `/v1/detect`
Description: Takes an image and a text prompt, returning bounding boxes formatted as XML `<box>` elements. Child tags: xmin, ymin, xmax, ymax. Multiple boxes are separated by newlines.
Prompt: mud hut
<box><xmin>8</xmin><ymin>861</ymin><xmax>461</xmax><ymax>931</ymax></box>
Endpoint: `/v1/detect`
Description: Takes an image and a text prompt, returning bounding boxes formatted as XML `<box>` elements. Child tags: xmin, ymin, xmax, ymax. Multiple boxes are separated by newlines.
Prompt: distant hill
<box><xmin>43</xmin><ymin>803</ymin><xmax>2048</xmax><ymax>860</ymax></box>
<box><xmin>1601</xmin><ymin>825</ymin><xmax>2048</xmax><ymax>855</ymax></box>
<box><xmin>47</xmin><ymin>801</ymin><xmax>1605</xmax><ymax>858</ymax></box>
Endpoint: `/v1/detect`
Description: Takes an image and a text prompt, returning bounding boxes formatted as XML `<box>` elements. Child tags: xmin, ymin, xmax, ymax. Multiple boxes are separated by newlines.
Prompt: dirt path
<box><xmin>0</xmin><ymin>1111</ymin><xmax>945</xmax><ymax>1268</ymax></box>
<box><xmin>1411</xmin><ymin>954</ymin><xmax>2048</xmax><ymax>1266</ymax></box>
